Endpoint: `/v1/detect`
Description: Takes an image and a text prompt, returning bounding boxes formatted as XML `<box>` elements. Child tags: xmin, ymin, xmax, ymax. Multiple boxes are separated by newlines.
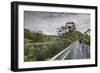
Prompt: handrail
<box><xmin>50</xmin><ymin>41</ymin><xmax>76</xmax><ymax>60</ymax></box>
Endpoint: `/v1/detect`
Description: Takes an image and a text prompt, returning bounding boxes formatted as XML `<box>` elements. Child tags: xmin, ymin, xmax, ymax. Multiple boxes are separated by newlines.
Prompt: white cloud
<box><xmin>24</xmin><ymin>11</ymin><xmax>90</xmax><ymax>35</ymax></box>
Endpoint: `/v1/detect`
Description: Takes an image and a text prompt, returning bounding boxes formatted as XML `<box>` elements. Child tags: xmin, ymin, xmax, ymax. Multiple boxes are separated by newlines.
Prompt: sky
<box><xmin>24</xmin><ymin>11</ymin><xmax>90</xmax><ymax>35</ymax></box>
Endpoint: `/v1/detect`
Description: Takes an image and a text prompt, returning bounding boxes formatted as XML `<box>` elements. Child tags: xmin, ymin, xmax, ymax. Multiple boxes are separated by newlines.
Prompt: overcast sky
<box><xmin>24</xmin><ymin>11</ymin><xmax>90</xmax><ymax>35</ymax></box>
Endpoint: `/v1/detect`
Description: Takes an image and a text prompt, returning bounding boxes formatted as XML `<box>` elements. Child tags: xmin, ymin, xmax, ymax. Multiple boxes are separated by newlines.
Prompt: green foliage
<box><xmin>24</xmin><ymin>28</ymin><xmax>67</xmax><ymax>61</ymax></box>
<box><xmin>57</xmin><ymin>22</ymin><xmax>90</xmax><ymax>46</ymax></box>
<box><xmin>83</xmin><ymin>34</ymin><xmax>90</xmax><ymax>45</ymax></box>
<box><xmin>24</xmin><ymin>21</ymin><xmax>90</xmax><ymax>62</ymax></box>
<box><xmin>24</xmin><ymin>29</ymin><xmax>34</xmax><ymax>40</ymax></box>
<box><xmin>24</xmin><ymin>28</ymin><xmax>56</xmax><ymax>42</ymax></box>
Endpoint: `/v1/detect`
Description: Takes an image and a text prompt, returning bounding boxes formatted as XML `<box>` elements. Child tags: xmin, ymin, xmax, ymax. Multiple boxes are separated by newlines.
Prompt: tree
<box><xmin>65</xmin><ymin>22</ymin><xmax>76</xmax><ymax>32</ymax></box>
<box><xmin>84</xmin><ymin>28</ymin><xmax>90</xmax><ymax>35</ymax></box>
<box><xmin>57</xmin><ymin>22</ymin><xmax>76</xmax><ymax>35</ymax></box>
<box><xmin>57</xmin><ymin>26</ymin><xmax>67</xmax><ymax>35</ymax></box>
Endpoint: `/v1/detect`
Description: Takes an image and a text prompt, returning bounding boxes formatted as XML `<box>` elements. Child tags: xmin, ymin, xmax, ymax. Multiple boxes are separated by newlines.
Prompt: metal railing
<box><xmin>50</xmin><ymin>41</ymin><xmax>76</xmax><ymax>60</ymax></box>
